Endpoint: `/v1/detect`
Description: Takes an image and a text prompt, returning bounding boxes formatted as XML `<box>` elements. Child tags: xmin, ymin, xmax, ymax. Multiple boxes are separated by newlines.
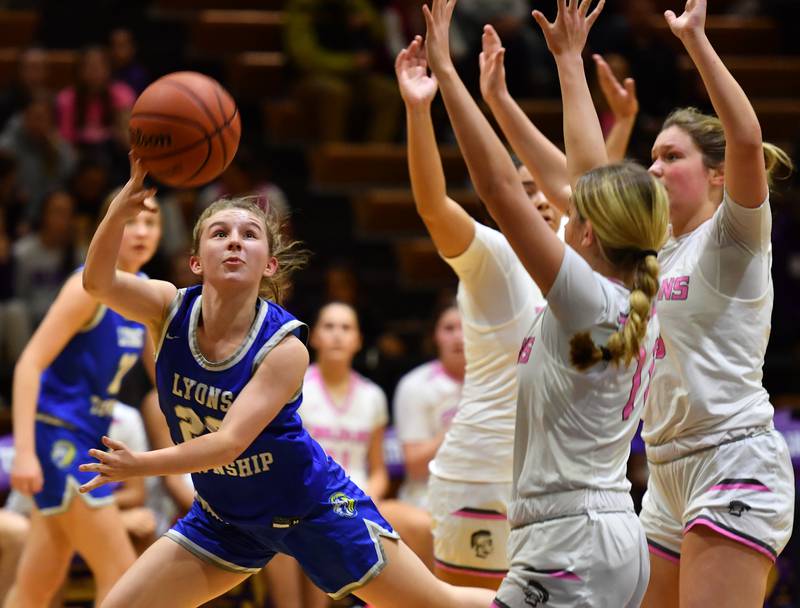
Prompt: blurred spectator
<box><xmin>12</xmin><ymin>190</ymin><xmax>83</xmax><ymax>329</ymax></box>
<box><xmin>55</xmin><ymin>46</ymin><xmax>134</xmax><ymax>164</ymax></box>
<box><xmin>196</xmin><ymin>150</ymin><xmax>291</xmax><ymax>226</ymax></box>
<box><xmin>382</xmin><ymin>0</ymin><xmax>427</xmax><ymax>57</ymax></box>
<box><xmin>0</xmin><ymin>508</ymin><xmax>28</xmax><ymax>600</ymax></box>
<box><xmin>285</xmin><ymin>0</ymin><xmax>401</xmax><ymax>142</ymax></box>
<box><xmin>0</xmin><ymin>47</ymin><xmax>50</xmax><ymax>131</ymax></box>
<box><xmin>69</xmin><ymin>158</ymin><xmax>111</xmax><ymax>245</ymax></box>
<box><xmin>0</xmin><ymin>93</ymin><xmax>77</xmax><ymax>225</ymax></box>
<box><xmin>450</xmin><ymin>0</ymin><xmax>555</xmax><ymax>97</ymax></box>
<box><xmin>393</xmin><ymin>301</ymin><xmax>464</xmax><ymax>509</ymax></box>
<box><xmin>109</xmin><ymin>28</ymin><xmax>150</xmax><ymax>95</ymax></box>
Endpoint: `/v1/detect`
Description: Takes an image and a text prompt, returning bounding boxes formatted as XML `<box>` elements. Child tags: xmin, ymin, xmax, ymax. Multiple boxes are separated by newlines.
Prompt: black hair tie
<box><xmin>640</xmin><ymin>249</ymin><xmax>658</xmax><ymax>259</ymax></box>
<box><xmin>601</xmin><ymin>346</ymin><xmax>613</xmax><ymax>361</ymax></box>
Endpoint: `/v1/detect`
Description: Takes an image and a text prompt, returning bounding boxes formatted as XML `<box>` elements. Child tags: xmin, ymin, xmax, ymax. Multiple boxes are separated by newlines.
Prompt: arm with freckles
<box><xmin>423</xmin><ymin>0</ymin><xmax>563</xmax><ymax>293</ymax></box>
<box><xmin>79</xmin><ymin>336</ymin><xmax>309</xmax><ymax>491</ymax></box>
<box><xmin>666</xmin><ymin>0</ymin><xmax>767</xmax><ymax>206</ymax></box>
<box><xmin>83</xmin><ymin>155</ymin><xmax>176</xmax><ymax>336</ymax></box>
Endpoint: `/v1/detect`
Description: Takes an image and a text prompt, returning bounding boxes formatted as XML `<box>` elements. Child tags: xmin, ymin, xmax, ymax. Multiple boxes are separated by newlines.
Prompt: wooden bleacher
<box><xmin>308</xmin><ymin>143</ymin><xmax>469</xmax><ymax>192</ymax></box>
<box><xmin>394</xmin><ymin>238</ymin><xmax>456</xmax><ymax>288</ymax></box>
<box><xmin>227</xmin><ymin>51</ymin><xmax>286</xmax><ymax>102</ymax></box>
<box><xmin>189</xmin><ymin>10</ymin><xmax>285</xmax><ymax>55</ymax></box>
<box><xmin>0</xmin><ymin>48</ymin><xmax>78</xmax><ymax>90</ymax></box>
<box><xmin>352</xmin><ymin>188</ymin><xmax>481</xmax><ymax>240</ymax></box>
<box><xmin>646</xmin><ymin>15</ymin><xmax>780</xmax><ymax>54</ymax></box>
<box><xmin>679</xmin><ymin>55</ymin><xmax>800</xmax><ymax>99</ymax></box>
<box><xmin>0</xmin><ymin>10</ymin><xmax>38</xmax><ymax>49</ymax></box>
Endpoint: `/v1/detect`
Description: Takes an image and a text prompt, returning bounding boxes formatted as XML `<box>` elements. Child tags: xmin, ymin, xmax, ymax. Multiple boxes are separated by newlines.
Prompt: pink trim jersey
<box><xmin>643</xmin><ymin>192</ymin><xmax>774</xmax><ymax>461</ymax></box>
<box><xmin>299</xmin><ymin>365</ymin><xmax>388</xmax><ymax>491</ymax></box>
<box><xmin>431</xmin><ymin>222</ymin><xmax>547</xmax><ymax>484</ymax></box>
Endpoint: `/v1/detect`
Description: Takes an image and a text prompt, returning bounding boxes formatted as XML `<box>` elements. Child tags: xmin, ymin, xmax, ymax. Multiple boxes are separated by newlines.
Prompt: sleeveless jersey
<box><xmin>643</xmin><ymin>193</ymin><xmax>774</xmax><ymax>460</ymax></box>
<box><xmin>431</xmin><ymin>221</ymin><xmax>546</xmax><ymax>484</ymax></box>
<box><xmin>511</xmin><ymin>247</ymin><xmax>658</xmax><ymax>523</ymax></box>
<box><xmin>299</xmin><ymin>364</ymin><xmax>388</xmax><ymax>490</ymax></box>
<box><xmin>38</xmin><ymin>274</ymin><xmax>146</xmax><ymax>439</ymax></box>
<box><xmin>154</xmin><ymin>285</ymin><xmax>328</xmax><ymax>526</ymax></box>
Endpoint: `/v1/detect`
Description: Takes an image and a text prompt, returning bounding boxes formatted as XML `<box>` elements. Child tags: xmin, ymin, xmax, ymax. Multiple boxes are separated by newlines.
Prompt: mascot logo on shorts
<box><xmin>50</xmin><ymin>440</ymin><xmax>76</xmax><ymax>469</ymax></box>
<box><xmin>523</xmin><ymin>581</ymin><xmax>549</xmax><ymax>606</ymax></box>
<box><xmin>329</xmin><ymin>492</ymin><xmax>357</xmax><ymax>518</ymax></box>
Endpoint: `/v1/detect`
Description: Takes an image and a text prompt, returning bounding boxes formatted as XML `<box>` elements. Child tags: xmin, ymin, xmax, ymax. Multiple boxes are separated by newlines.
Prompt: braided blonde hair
<box><xmin>570</xmin><ymin>162</ymin><xmax>669</xmax><ymax>370</ymax></box>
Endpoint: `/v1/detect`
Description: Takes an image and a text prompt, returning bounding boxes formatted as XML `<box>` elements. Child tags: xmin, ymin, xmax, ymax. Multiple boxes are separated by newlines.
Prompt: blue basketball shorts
<box><xmin>165</xmin><ymin>466</ymin><xmax>399</xmax><ymax>599</ymax></box>
<box><xmin>33</xmin><ymin>419</ymin><xmax>115</xmax><ymax>515</ymax></box>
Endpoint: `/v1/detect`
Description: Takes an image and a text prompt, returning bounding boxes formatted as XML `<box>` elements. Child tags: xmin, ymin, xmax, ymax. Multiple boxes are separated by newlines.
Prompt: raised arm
<box><xmin>396</xmin><ymin>36</ymin><xmax>475</xmax><ymax>258</ymax></box>
<box><xmin>79</xmin><ymin>336</ymin><xmax>309</xmax><ymax>490</ymax></box>
<box><xmin>533</xmin><ymin>0</ymin><xmax>607</xmax><ymax>187</ymax></box>
<box><xmin>593</xmin><ymin>54</ymin><xmax>638</xmax><ymax>162</ymax></box>
<box><xmin>83</xmin><ymin>156</ymin><xmax>176</xmax><ymax>336</ymax></box>
<box><xmin>665</xmin><ymin>0</ymin><xmax>766</xmax><ymax>206</ymax></box>
<box><xmin>480</xmin><ymin>25</ymin><xmax>572</xmax><ymax>212</ymax></box>
<box><xmin>423</xmin><ymin>0</ymin><xmax>563</xmax><ymax>293</ymax></box>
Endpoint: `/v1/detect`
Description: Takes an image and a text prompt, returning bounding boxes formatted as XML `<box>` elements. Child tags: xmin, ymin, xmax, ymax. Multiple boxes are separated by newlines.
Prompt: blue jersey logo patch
<box><xmin>50</xmin><ymin>440</ymin><xmax>76</xmax><ymax>469</ymax></box>
<box><xmin>329</xmin><ymin>492</ymin><xmax>357</xmax><ymax>518</ymax></box>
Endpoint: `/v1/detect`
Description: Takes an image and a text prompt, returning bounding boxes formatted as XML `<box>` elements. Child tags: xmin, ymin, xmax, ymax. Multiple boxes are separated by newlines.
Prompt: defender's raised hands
<box><xmin>532</xmin><ymin>0</ymin><xmax>605</xmax><ymax>57</ymax></box>
<box><xmin>396</xmin><ymin>35</ymin><xmax>438</xmax><ymax>107</ymax></box>
<box><xmin>593</xmin><ymin>54</ymin><xmax>638</xmax><ymax>121</ymax></box>
<box><xmin>479</xmin><ymin>25</ymin><xmax>508</xmax><ymax>103</ymax></box>
<box><xmin>422</xmin><ymin>0</ymin><xmax>457</xmax><ymax>75</ymax></box>
<box><xmin>664</xmin><ymin>0</ymin><xmax>707</xmax><ymax>41</ymax></box>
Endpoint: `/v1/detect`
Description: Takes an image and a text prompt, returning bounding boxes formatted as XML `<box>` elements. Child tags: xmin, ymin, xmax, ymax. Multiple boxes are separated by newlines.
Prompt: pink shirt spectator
<box><xmin>56</xmin><ymin>81</ymin><xmax>134</xmax><ymax>144</ymax></box>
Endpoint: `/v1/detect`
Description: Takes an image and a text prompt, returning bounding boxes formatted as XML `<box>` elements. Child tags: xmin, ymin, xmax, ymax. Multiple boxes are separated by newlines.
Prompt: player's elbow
<box><xmin>81</xmin><ymin>270</ymin><xmax>110</xmax><ymax>298</ymax></box>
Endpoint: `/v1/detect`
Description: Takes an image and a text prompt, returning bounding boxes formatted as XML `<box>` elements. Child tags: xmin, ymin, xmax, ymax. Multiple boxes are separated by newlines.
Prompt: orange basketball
<box><xmin>129</xmin><ymin>71</ymin><xmax>241</xmax><ymax>188</ymax></box>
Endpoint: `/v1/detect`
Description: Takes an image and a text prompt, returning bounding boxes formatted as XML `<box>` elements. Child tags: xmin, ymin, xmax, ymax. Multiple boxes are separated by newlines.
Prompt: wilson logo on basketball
<box><xmin>130</xmin><ymin>128</ymin><xmax>172</xmax><ymax>149</ymax></box>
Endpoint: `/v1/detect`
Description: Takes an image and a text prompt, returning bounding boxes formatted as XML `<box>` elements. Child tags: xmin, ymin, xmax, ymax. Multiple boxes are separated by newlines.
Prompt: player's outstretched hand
<box><xmin>78</xmin><ymin>435</ymin><xmax>141</xmax><ymax>493</ymax></box>
<box><xmin>593</xmin><ymin>54</ymin><xmax>638</xmax><ymax>120</ymax></box>
<box><xmin>422</xmin><ymin>0</ymin><xmax>457</xmax><ymax>75</ymax></box>
<box><xmin>533</xmin><ymin>0</ymin><xmax>605</xmax><ymax>58</ymax></box>
<box><xmin>664</xmin><ymin>0</ymin><xmax>706</xmax><ymax>41</ymax></box>
<box><xmin>10</xmin><ymin>451</ymin><xmax>43</xmax><ymax>496</ymax></box>
<box><xmin>395</xmin><ymin>35</ymin><xmax>439</xmax><ymax>107</ymax></box>
<box><xmin>479</xmin><ymin>25</ymin><xmax>508</xmax><ymax>103</ymax></box>
<box><xmin>105</xmin><ymin>153</ymin><xmax>158</xmax><ymax>222</ymax></box>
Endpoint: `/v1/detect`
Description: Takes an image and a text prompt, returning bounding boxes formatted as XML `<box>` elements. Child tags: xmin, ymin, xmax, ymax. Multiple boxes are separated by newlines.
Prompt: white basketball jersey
<box><xmin>512</xmin><ymin>247</ymin><xmax>658</xmax><ymax>517</ymax></box>
<box><xmin>394</xmin><ymin>359</ymin><xmax>462</xmax><ymax>507</ymax></box>
<box><xmin>299</xmin><ymin>364</ymin><xmax>388</xmax><ymax>490</ymax></box>
<box><xmin>643</xmin><ymin>193</ymin><xmax>774</xmax><ymax>460</ymax></box>
<box><xmin>431</xmin><ymin>221</ymin><xmax>547</xmax><ymax>484</ymax></box>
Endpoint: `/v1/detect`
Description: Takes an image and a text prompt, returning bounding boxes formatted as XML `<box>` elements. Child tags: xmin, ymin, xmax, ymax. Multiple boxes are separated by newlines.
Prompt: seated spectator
<box><xmin>450</xmin><ymin>0</ymin><xmax>555</xmax><ymax>96</ymax></box>
<box><xmin>0</xmin><ymin>47</ymin><xmax>50</xmax><ymax>131</ymax></box>
<box><xmin>394</xmin><ymin>301</ymin><xmax>464</xmax><ymax>509</ymax></box>
<box><xmin>285</xmin><ymin>0</ymin><xmax>401</xmax><ymax>142</ymax></box>
<box><xmin>12</xmin><ymin>191</ymin><xmax>83</xmax><ymax>330</ymax></box>
<box><xmin>0</xmin><ymin>94</ymin><xmax>77</xmax><ymax>226</ymax></box>
<box><xmin>109</xmin><ymin>28</ymin><xmax>150</xmax><ymax>95</ymax></box>
<box><xmin>55</xmin><ymin>46</ymin><xmax>134</xmax><ymax>166</ymax></box>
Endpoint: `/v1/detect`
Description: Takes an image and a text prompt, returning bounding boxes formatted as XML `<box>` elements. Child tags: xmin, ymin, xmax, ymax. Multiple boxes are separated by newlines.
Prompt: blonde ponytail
<box><xmin>566</xmin><ymin>162</ymin><xmax>669</xmax><ymax>371</ymax></box>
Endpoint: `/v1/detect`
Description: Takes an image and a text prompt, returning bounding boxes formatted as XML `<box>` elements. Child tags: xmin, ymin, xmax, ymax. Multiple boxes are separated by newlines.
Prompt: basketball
<box><xmin>129</xmin><ymin>71</ymin><xmax>241</xmax><ymax>188</ymax></box>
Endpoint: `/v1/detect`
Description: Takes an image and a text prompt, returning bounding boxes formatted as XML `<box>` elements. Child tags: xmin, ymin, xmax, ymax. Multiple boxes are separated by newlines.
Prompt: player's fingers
<box><xmin>624</xmin><ymin>77</ymin><xmax>637</xmax><ymax>98</ymax></box>
<box><xmin>587</xmin><ymin>0</ymin><xmax>605</xmax><ymax>26</ymax></box>
<box><xmin>79</xmin><ymin>475</ymin><xmax>106</xmax><ymax>494</ymax></box>
<box><xmin>102</xmin><ymin>435</ymin><xmax>126</xmax><ymax>451</ymax></box>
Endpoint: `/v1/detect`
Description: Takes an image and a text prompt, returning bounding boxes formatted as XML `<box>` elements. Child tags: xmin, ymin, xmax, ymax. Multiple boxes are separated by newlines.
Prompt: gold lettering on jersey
<box><xmin>206</xmin><ymin>451</ymin><xmax>274</xmax><ymax>478</ymax></box>
<box><xmin>89</xmin><ymin>396</ymin><xmax>116</xmax><ymax>417</ymax></box>
<box><xmin>170</xmin><ymin>373</ymin><xmax>235</xmax><ymax>412</ymax></box>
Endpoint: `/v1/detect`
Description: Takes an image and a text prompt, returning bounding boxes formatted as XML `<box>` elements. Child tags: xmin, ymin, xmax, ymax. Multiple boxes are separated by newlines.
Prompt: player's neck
<box><xmin>198</xmin><ymin>283</ymin><xmax>258</xmax><ymax>344</ymax></box>
<box><xmin>318</xmin><ymin>360</ymin><xmax>352</xmax><ymax>387</ymax></box>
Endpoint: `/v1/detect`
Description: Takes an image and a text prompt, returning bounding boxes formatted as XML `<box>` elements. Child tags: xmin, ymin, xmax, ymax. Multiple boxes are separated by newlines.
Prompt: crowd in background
<box><xmin>0</xmin><ymin>0</ymin><xmax>796</xmax><ymax>606</ymax></box>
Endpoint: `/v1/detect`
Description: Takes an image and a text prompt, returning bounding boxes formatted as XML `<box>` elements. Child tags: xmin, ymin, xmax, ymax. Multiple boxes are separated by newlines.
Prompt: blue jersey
<box><xmin>38</xmin><ymin>281</ymin><xmax>147</xmax><ymax>441</ymax></box>
<box><xmin>155</xmin><ymin>285</ymin><xmax>329</xmax><ymax>526</ymax></box>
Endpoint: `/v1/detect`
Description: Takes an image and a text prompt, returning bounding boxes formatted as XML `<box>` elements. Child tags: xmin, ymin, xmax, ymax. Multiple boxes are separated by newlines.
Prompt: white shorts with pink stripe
<box><xmin>428</xmin><ymin>475</ymin><xmax>511</xmax><ymax>578</ymax></box>
<box><xmin>641</xmin><ymin>429</ymin><xmax>795</xmax><ymax>563</ymax></box>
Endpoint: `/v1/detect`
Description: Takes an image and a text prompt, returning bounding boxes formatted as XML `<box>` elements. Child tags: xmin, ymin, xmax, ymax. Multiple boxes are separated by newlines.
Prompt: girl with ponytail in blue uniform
<box><xmin>6</xmin><ymin>185</ymin><xmax>161</xmax><ymax>607</ymax></box>
<box><xmin>79</xmin><ymin>157</ymin><xmax>494</xmax><ymax>608</ymax></box>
